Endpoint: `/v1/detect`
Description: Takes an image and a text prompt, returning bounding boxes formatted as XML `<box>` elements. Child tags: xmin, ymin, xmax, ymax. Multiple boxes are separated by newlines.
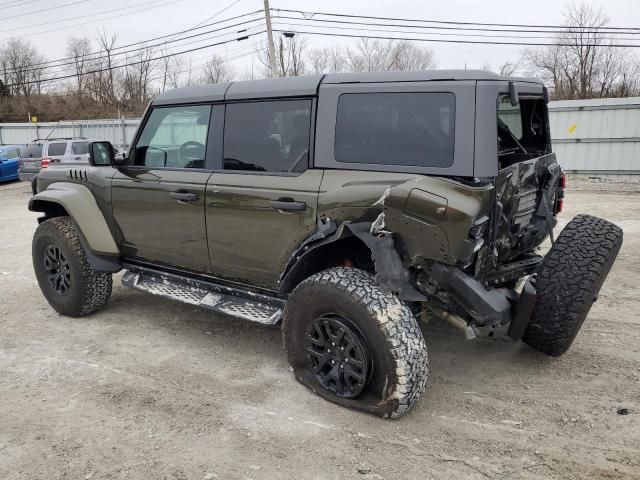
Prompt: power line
<box><xmin>273</xmin><ymin>28</ymin><xmax>640</xmax><ymax>48</ymax></box>
<box><xmin>274</xmin><ymin>8</ymin><xmax>640</xmax><ymax>32</ymax></box>
<box><xmin>4</xmin><ymin>31</ymin><xmax>264</xmax><ymax>88</ymax></box>
<box><xmin>272</xmin><ymin>14</ymin><xmax>640</xmax><ymax>38</ymax></box>
<box><xmin>272</xmin><ymin>18</ymin><xmax>640</xmax><ymax>44</ymax></box>
<box><xmin>0</xmin><ymin>11</ymin><xmax>264</xmax><ymax>76</ymax></box>
<box><xmin>0</xmin><ymin>0</ymin><xmax>183</xmax><ymax>39</ymax></box>
<box><xmin>0</xmin><ymin>0</ymin><xmax>91</xmax><ymax>22</ymax></box>
<box><xmin>0</xmin><ymin>0</ymin><xmax>42</xmax><ymax>9</ymax></box>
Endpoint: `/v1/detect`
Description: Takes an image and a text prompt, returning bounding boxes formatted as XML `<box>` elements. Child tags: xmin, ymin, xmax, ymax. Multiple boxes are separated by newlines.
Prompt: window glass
<box><xmin>335</xmin><ymin>92</ymin><xmax>455</xmax><ymax>168</ymax></box>
<box><xmin>2</xmin><ymin>148</ymin><xmax>18</xmax><ymax>159</ymax></box>
<box><xmin>47</xmin><ymin>142</ymin><xmax>67</xmax><ymax>156</ymax></box>
<box><xmin>72</xmin><ymin>142</ymin><xmax>89</xmax><ymax>155</ymax></box>
<box><xmin>133</xmin><ymin>105</ymin><xmax>211</xmax><ymax>169</ymax></box>
<box><xmin>498</xmin><ymin>98</ymin><xmax>523</xmax><ymax>139</ymax></box>
<box><xmin>223</xmin><ymin>100</ymin><xmax>311</xmax><ymax>173</ymax></box>
<box><xmin>22</xmin><ymin>144</ymin><xmax>43</xmax><ymax>158</ymax></box>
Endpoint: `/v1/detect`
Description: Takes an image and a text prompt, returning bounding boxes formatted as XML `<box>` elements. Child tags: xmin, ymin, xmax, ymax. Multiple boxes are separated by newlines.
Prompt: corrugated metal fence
<box><xmin>0</xmin><ymin>97</ymin><xmax>639</xmax><ymax>174</ymax></box>
<box><xmin>0</xmin><ymin>119</ymin><xmax>139</xmax><ymax>151</ymax></box>
<box><xmin>549</xmin><ymin>97</ymin><xmax>640</xmax><ymax>174</ymax></box>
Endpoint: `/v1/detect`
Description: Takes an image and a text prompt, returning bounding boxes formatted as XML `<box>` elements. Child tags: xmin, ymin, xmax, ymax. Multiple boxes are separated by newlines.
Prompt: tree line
<box><xmin>0</xmin><ymin>2</ymin><xmax>638</xmax><ymax>122</ymax></box>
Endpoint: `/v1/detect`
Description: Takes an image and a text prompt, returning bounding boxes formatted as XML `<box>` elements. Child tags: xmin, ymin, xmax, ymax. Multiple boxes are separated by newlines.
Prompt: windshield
<box><xmin>497</xmin><ymin>96</ymin><xmax>551</xmax><ymax>169</ymax></box>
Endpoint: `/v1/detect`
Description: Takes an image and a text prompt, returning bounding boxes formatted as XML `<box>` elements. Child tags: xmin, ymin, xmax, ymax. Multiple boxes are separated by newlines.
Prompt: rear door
<box><xmin>46</xmin><ymin>141</ymin><xmax>68</xmax><ymax>165</ymax></box>
<box><xmin>69</xmin><ymin>141</ymin><xmax>90</xmax><ymax>164</ymax></box>
<box><xmin>111</xmin><ymin>104</ymin><xmax>218</xmax><ymax>272</ymax></box>
<box><xmin>206</xmin><ymin>99</ymin><xmax>322</xmax><ymax>289</ymax></box>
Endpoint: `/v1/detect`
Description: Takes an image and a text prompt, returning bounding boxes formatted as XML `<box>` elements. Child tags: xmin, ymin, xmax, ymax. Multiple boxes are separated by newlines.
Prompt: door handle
<box><xmin>170</xmin><ymin>191</ymin><xmax>198</xmax><ymax>202</ymax></box>
<box><xmin>270</xmin><ymin>198</ymin><xmax>306</xmax><ymax>211</ymax></box>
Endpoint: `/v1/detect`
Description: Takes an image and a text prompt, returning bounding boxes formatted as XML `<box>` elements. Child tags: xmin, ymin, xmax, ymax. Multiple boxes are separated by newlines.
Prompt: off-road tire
<box><xmin>522</xmin><ymin>214</ymin><xmax>623</xmax><ymax>357</ymax></box>
<box><xmin>33</xmin><ymin>216</ymin><xmax>112</xmax><ymax>317</ymax></box>
<box><xmin>282</xmin><ymin>267</ymin><xmax>429</xmax><ymax>418</ymax></box>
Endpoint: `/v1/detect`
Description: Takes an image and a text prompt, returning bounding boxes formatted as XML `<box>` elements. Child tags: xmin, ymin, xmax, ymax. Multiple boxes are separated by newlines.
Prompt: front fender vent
<box><xmin>68</xmin><ymin>169</ymin><xmax>88</xmax><ymax>182</ymax></box>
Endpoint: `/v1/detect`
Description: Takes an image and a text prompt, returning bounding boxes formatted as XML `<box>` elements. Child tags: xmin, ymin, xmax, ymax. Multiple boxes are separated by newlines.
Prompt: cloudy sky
<box><xmin>2</xmin><ymin>0</ymin><xmax>639</xmax><ymax>81</ymax></box>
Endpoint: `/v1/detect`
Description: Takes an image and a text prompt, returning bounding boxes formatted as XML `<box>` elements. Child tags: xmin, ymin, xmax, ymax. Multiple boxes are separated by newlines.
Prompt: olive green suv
<box><xmin>29</xmin><ymin>71</ymin><xmax>623</xmax><ymax>418</ymax></box>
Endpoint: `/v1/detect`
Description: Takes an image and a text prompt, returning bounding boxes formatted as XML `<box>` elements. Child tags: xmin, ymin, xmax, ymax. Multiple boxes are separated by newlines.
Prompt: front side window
<box><xmin>47</xmin><ymin>143</ymin><xmax>67</xmax><ymax>157</ymax></box>
<box><xmin>132</xmin><ymin>105</ymin><xmax>211</xmax><ymax>169</ymax></box>
<box><xmin>1</xmin><ymin>148</ymin><xmax>18</xmax><ymax>159</ymax></box>
<box><xmin>335</xmin><ymin>92</ymin><xmax>455</xmax><ymax>168</ymax></box>
<box><xmin>223</xmin><ymin>100</ymin><xmax>311</xmax><ymax>173</ymax></box>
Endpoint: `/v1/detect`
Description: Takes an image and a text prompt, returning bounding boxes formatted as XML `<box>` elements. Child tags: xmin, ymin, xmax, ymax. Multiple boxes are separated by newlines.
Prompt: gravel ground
<box><xmin>0</xmin><ymin>180</ymin><xmax>638</xmax><ymax>480</ymax></box>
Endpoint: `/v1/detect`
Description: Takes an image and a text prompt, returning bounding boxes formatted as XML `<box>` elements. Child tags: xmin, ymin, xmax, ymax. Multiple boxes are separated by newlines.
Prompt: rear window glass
<box><xmin>47</xmin><ymin>143</ymin><xmax>67</xmax><ymax>156</ymax></box>
<box><xmin>71</xmin><ymin>142</ymin><xmax>89</xmax><ymax>155</ymax></box>
<box><xmin>21</xmin><ymin>144</ymin><xmax>43</xmax><ymax>158</ymax></box>
<box><xmin>335</xmin><ymin>92</ymin><xmax>455</xmax><ymax>168</ymax></box>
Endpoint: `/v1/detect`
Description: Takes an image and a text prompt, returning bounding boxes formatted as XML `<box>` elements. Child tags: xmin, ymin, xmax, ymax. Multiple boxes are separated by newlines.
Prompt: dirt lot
<box><xmin>0</xmin><ymin>180</ymin><xmax>638</xmax><ymax>480</ymax></box>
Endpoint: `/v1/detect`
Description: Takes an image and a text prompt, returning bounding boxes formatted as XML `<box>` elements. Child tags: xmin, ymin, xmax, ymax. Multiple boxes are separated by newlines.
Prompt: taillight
<box><xmin>554</xmin><ymin>171</ymin><xmax>566</xmax><ymax>215</ymax></box>
<box><xmin>555</xmin><ymin>199</ymin><xmax>564</xmax><ymax>213</ymax></box>
<box><xmin>559</xmin><ymin>172</ymin><xmax>566</xmax><ymax>188</ymax></box>
<box><xmin>41</xmin><ymin>158</ymin><xmax>51</xmax><ymax>168</ymax></box>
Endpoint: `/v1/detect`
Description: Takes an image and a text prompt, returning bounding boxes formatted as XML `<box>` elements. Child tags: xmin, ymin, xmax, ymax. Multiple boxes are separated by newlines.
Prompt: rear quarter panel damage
<box><xmin>318</xmin><ymin>170</ymin><xmax>494</xmax><ymax>268</ymax></box>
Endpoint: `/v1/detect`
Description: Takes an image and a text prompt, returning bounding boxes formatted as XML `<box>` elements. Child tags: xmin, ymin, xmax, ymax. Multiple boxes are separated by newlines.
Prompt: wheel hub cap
<box><xmin>305</xmin><ymin>314</ymin><xmax>371</xmax><ymax>398</ymax></box>
<box><xmin>43</xmin><ymin>245</ymin><xmax>71</xmax><ymax>296</ymax></box>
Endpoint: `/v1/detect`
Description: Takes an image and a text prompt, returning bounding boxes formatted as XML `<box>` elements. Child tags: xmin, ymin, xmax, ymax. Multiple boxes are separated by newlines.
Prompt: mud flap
<box><xmin>507</xmin><ymin>277</ymin><xmax>537</xmax><ymax>340</ymax></box>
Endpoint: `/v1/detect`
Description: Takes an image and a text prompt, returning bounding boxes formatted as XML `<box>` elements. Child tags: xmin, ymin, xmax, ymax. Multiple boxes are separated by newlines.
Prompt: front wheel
<box><xmin>282</xmin><ymin>268</ymin><xmax>429</xmax><ymax>418</ymax></box>
<box><xmin>33</xmin><ymin>217</ymin><xmax>112</xmax><ymax>317</ymax></box>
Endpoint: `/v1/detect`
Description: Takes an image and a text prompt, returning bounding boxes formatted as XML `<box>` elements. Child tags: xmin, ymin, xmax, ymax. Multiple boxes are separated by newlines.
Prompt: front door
<box><xmin>206</xmin><ymin>99</ymin><xmax>322</xmax><ymax>289</ymax></box>
<box><xmin>111</xmin><ymin>104</ymin><xmax>216</xmax><ymax>272</ymax></box>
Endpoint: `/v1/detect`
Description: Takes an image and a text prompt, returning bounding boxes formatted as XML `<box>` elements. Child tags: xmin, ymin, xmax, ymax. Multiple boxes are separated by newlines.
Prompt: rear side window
<box><xmin>71</xmin><ymin>142</ymin><xmax>89</xmax><ymax>155</ymax></box>
<box><xmin>223</xmin><ymin>100</ymin><xmax>311</xmax><ymax>173</ymax></box>
<box><xmin>21</xmin><ymin>144</ymin><xmax>43</xmax><ymax>158</ymax></box>
<box><xmin>335</xmin><ymin>92</ymin><xmax>455</xmax><ymax>168</ymax></box>
<box><xmin>47</xmin><ymin>143</ymin><xmax>67</xmax><ymax>156</ymax></box>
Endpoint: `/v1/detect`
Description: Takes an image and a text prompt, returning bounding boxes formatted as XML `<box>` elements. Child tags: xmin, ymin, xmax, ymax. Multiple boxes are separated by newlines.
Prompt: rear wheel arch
<box><xmin>279</xmin><ymin>233</ymin><xmax>374</xmax><ymax>295</ymax></box>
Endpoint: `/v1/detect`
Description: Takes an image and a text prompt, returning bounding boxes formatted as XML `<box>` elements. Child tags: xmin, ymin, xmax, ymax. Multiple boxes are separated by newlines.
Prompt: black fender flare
<box><xmin>279</xmin><ymin>220</ymin><xmax>427</xmax><ymax>302</ymax></box>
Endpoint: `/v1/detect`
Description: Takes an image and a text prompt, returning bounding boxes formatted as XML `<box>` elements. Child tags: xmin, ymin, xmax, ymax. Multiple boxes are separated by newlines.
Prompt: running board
<box><xmin>121</xmin><ymin>270</ymin><xmax>283</xmax><ymax>326</ymax></box>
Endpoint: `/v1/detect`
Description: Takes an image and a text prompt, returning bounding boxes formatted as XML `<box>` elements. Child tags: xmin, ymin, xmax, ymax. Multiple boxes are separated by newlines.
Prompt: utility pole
<box><xmin>263</xmin><ymin>0</ymin><xmax>278</xmax><ymax>77</ymax></box>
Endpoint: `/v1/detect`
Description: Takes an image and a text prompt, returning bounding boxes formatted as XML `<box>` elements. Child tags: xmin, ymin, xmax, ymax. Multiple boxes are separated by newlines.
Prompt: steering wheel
<box><xmin>179</xmin><ymin>141</ymin><xmax>205</xmax><ymax>164</ymax></box>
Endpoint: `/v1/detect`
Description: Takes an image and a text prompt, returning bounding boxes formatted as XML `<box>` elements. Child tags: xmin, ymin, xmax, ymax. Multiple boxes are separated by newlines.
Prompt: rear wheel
<box><xmin>283</xmin><ymin>268</ymin><xmax>429</xmax><ymax>418</ymax></box>
<box><xmin>522</xmin><ymin>214</ymin><xmax>623</xmax><ymax>356</ymax></box>
<box><xmin>33</xmin><ymin>217</ymin><xmax>112</xmax><ymax>317</ymax></box>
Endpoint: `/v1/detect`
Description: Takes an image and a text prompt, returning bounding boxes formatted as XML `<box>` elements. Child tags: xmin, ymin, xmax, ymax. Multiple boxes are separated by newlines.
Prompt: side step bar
<box><xmin>121</xmin><ymin>270</ymin><xmax>283</xmax><ymax>326</ymax></box>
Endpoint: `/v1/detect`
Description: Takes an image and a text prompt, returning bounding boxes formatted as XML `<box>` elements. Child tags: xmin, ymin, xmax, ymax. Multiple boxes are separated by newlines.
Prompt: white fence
<box><xmin>1</xmin><ymin>96</ymin><xmax>639</xmax><ymax>174</ymax></box>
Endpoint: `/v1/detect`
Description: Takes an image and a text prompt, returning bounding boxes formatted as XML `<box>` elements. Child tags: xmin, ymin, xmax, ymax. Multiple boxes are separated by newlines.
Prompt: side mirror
<box><xmin>89</xmin><ymin>141</ymin><xmax>115</xmax><ymax>166</ymax></box>
<box><xmin>508</xmin><ymin>82</ymin><xmax>519</xmax><ymax>106</ymax></box>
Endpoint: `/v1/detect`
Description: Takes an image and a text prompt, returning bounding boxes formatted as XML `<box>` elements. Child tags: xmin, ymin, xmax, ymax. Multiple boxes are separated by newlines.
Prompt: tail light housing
<box><xmin>41</xmin><ymin>158</ymin><xmax>51</xmax><ymax>168</ymax></box>
<box><xmin>554</xmin><ymin>171</ymin><xmax>566</xmax><ymax>214</ymax></box>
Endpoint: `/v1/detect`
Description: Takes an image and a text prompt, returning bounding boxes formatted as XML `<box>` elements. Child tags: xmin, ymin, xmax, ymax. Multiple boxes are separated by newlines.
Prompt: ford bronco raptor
<box><xmin>29</xmin><ymin>71</ymin><xmax>623</xmax><ymax>418</ymax></box>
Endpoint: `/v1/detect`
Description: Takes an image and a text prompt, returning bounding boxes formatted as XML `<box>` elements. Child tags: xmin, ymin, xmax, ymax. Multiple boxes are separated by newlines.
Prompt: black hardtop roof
<box><xmin>152</xmin><ymin>70</ymin><xmax>543</xmax><ymax>105</ymax></box>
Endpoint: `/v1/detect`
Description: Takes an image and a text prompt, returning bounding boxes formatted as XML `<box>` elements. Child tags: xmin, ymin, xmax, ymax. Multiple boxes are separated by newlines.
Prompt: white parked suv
<box><xmin>18</xmin><ymin>138</ymin><xmax>94</xmax><ymax>184</ymax></box>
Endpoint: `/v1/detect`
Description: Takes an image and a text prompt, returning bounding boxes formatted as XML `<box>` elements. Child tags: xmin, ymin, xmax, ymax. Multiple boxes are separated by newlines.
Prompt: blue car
<box><xmin>0</xmin><ymin>145</ymin><xmax>24</xmax><ymax>182</ymax></box>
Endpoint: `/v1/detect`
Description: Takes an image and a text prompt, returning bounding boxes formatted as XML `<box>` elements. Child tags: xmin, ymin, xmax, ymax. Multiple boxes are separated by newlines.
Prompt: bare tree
<box><xmin>523</xmin><ymin>2</ymin><xmax>640</xmax><ymax>99</ymax></box>
<box><xmin>122</xmin><ymin>46</ymin><xmax>155</xmax><ymax>110</ymax></box>
<box><xmin>66</xmin><ymin>36</ymin><xmax>92</xmax><ymax>96</ymax></box>
<box><xmin>158</xmin><ymin>52</ymin><xmax>185</xmax><ymax>92</ymax></box>
<box><xmin>345</xmin><ymin>38</ymin><xmax>436</xmax><ymax>72</ymax></box>
<box><xmin>0</xmin><ymin>38</ymin><xmax>46</xmax><ymax>104</ymax></box>
<box><xmin>96</xmin><ymin>30</ymin><xmax>118</xmax><ymax>104</ymax></box>
<box><xmin>258</xmin><ymin>35</ymin><xmax>306</xmax><ymax>77</ymax></box>
<box><xmin>307</xmin><ymin>46</ymin><xmax>346</xmax><ymax>74</ymax></box>
<box><xmin>201</xmin><ymin>54</ymin><xmax>234</xmax><ymax>84</ymax></box>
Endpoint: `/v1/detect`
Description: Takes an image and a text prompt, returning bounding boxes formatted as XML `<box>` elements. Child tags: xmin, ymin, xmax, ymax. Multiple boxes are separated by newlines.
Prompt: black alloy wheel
<box><xmin>305</xmin><ymin>314</ymin><xmax>371</xmax><ymax>398</ymax></box>
<box><xmin>43</xmin><ymin>244</ymin><xmax>71</xmax><ymax>295</ymax></box>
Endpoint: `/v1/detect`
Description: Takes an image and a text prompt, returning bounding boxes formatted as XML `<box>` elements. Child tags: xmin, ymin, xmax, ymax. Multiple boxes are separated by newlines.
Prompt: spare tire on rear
<box><xmin>522</xmin><ymin>214</ymin><xmax>623</xmax><ymax>357</ymax></box>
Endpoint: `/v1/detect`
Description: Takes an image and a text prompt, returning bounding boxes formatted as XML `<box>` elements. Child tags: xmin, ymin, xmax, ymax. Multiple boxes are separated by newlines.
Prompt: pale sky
<box><xmin>2</xmin><ymin>0</ymin><xmax>639</xmax><ymax>83</ymax></box>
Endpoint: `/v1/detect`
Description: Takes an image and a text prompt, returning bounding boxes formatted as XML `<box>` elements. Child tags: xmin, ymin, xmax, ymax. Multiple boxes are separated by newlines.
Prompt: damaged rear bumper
<box><xmin>430</xmin><ymin>263</ymin><xmax>537</xmax><ymax>340</ymax></box>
